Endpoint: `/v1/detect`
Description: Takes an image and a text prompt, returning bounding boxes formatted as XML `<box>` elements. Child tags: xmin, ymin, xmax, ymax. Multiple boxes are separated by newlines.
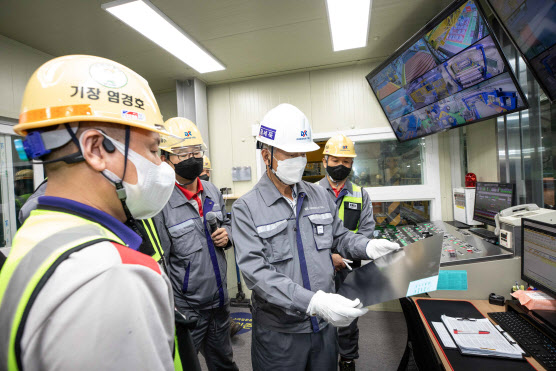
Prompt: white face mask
<box><xmin>82</xmin><ymin>131</ymin><xmax>175</xmax><ymax>219</ymax></box>
<box><xmin>271</xmin><ymin>155</ymin><xmax>307</xmax><ymax>185</ymax></box>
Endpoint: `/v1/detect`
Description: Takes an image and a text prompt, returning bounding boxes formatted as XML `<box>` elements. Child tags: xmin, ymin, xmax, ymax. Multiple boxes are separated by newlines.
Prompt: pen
<box><xmin>453</xmin><ymin>329</ymin><xmax>490</xmax><ymax>334</ymax></box>
<box><xmin>480</xmin><ymin>347</ymin><xmax>496</xmax><ymax>350</ymax></box>
<box><xmin>342</xmin><ymin>258</ymin><xmax>353</xmax><ymax>271</ymax></box>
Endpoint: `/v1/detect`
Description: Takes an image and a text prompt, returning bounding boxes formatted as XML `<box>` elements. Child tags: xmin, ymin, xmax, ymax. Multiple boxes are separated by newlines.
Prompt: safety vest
<box><xmin>0</xmin><ymin>209</ymin><xmax>125</xmax><ymax>371</ymax></box>
<box><xmin>0</xmin><ymin>209</ymin><xmax>184</xmax><ymax>371</ymax></box>
<box><xmin>338</xmin><ymin>184</ymin><xmax>363</xmax><ymax>233</ymax></box>
<box><xmin>138</xmin><ymin>218</ymin><xmax>165</xmax><ymax>263</ymax></box>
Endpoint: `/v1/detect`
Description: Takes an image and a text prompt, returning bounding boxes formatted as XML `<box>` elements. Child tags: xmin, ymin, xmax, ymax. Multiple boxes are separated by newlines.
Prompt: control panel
<box><xmin>375</xmin><ymin>221</ymin><xmax>513</xmax><ymax>266</ymax></box>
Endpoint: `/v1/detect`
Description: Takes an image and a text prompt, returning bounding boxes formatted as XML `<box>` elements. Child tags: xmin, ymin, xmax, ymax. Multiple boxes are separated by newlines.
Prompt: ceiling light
<box><xmin>326</xmin><ymin>0</ymin><xmax>372</xmax><ymax>51</ymax></box>
<box><xmin>102</xmin><ymin>0</ymin><xmax>225</xmax><ymax>73</ymax></box>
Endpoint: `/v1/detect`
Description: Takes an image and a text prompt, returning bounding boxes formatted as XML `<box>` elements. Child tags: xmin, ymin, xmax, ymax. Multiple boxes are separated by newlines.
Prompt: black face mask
<box><xmin>326</xmin><ymin>164</ymin><xmax>352</xmax><ymax>181</ymax></box>
<box><xmin>174</xmin><ymin>157</ymin><xmax>204</xmax><ymax>180</ymax></box>
<box><xmin>199</xmin><ymin>174</ymin><xmax>210</xmax><ymax>182</ymax></box>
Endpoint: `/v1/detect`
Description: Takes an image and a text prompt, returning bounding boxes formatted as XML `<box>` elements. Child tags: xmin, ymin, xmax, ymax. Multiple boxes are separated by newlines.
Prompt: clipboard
<box><xmin>414</xmin><ymin>299</ymin><xmax>536</xmax><ymax>371</ymax></box>
<box><xmin>441</xmin><ymin>315</ymin><xmax>526</xmax><ymax>360</ymax></box>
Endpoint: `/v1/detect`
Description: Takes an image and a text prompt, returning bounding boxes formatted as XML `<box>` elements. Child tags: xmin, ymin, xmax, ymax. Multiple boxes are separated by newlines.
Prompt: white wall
<box><xmin>207</xmin><ymin>62</ymin><xmax>390</xmax><ymax>194</ymax></box>
<box><xmin>0</xmin><ymin>35</ymin><xmax>53</xmax><ymax>119</ymax></box>
<box><xmin>466</xmin><ymin>118</ymin><xmax>499</xmax><ymax>182</ymax></box>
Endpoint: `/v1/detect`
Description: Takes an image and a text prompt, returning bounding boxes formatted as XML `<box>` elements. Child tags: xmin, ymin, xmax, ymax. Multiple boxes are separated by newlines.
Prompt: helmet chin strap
<box><xmin>100</xmin><ymin>126</ymin><xmax>134</xmax><ymax>222</ymax></box>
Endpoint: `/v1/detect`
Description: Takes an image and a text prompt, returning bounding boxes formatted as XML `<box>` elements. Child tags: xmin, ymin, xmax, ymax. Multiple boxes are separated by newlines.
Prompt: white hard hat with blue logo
<box><xmin>256</xmin><ymin>103</ymin><xmax>320</xmax><ymax>153</ymax></box>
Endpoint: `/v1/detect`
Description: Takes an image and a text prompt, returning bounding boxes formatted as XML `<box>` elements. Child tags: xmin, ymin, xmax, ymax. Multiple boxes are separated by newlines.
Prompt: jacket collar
<box><xmin>257</xmin><ymin>172</ymin><xmax>307</xmax><ymax>207</ymax></box>
<box><xmin>168</xmin><ymin>183</ymin><xmax>210</xmax><ymax>209</ymax></box>
<box><xmin>37</xmin><ymin>196</ymin><xmax>142</xmax><ymax>250</ymax></box>
<box><xmin>319</xmin><ymin>176</ymin><xmax>353</xmax><ymax>195</ymax></box>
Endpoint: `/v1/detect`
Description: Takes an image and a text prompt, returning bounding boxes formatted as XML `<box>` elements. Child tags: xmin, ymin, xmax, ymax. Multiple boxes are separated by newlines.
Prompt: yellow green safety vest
<box><xmin>0</xmin><ymin>209</ymin><xmax>125</xmax><ymax>371</ymax></box>
<box><xmin>338</xmin><ymin>184</ymin><xmax>363</xmax><ymax>233</ymax></box>
<box><xmin>139</xmin><ymin>218</ymin><xmax>165</xmax><ymax>263</ymax></box>
<box><xmin>0</xmin><ymin>209</ymin><xmax>184</xmax><ymax>371</ymax></box>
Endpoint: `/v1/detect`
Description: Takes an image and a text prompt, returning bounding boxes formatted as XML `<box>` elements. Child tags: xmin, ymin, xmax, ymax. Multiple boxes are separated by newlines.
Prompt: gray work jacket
<box><xmin>231</xmin><ymin>173</ymin><xmax>370</xmax><ymax>333</ymax></box>
<box><xmin>154</xmin><ymin>180</ymin><xmax>232</xmax><ymax>311</ymax></box>
<box><xmin>317</xmin><ymin>177</ymin><xmax>375</xmax><ymax>239</ymax></box>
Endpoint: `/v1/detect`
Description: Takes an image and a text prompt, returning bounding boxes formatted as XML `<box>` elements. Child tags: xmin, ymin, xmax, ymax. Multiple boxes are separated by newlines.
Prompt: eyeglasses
<box><xmin>173</xmin><ymin>150</ymin><xmax>204</xmax><ymax>160</ymax></box>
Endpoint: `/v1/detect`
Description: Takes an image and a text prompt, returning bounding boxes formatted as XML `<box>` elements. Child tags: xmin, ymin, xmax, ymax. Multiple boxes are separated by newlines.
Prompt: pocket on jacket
<box><xmin>308</xmin><ymin>213</ymin><xmax>334</xmax><ymax>251</ymax></box>
<box><xmin>256</xmin><ymin>219</ymin><xmax>293</xmax><ymax>263</ymax></box>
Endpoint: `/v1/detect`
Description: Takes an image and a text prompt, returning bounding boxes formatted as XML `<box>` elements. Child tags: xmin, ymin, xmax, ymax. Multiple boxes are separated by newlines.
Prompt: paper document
<box><xmin>441</xmin><ymin>315</ymin><xmax>524</xmax><ymax>359</ymax></box>
<box><xmin>406</xmin><ymin>275</ymin><xmax>439</xmax><ymax>296</ymax></box>
<box><xmin>432</xmin><ymin>322</ymin><xmax>457</xmax><ymax>349</ymax></box>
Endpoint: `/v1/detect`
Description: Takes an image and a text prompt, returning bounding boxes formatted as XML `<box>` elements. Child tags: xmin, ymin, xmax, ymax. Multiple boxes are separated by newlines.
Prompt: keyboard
<box><xmin>488</xmin><ymin>311</ymin><xmax>556</xmax><ymax>370</ymax></box>
<box><xmin>469</xmin><ymin>228</ymin><xmax>497</xmax><ymax>239</ymax></box>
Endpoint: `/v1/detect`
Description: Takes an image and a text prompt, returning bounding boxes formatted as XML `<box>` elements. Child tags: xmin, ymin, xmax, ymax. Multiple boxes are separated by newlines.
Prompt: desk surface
<box><xmin>412</xmin><ymin>298</ymin><xmax>546</xmax><ymax>371</ymax></box>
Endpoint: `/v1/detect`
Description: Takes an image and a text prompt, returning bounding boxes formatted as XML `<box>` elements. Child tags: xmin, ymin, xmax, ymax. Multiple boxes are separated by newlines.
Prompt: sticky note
<box><xmin>406</xmin><ymin>275</ymin><xmax>439</xmax><ymax>296</ymax></box>
<box><xmin>437</xmin><ymin>270</ymin><xmax>468</xmax><ymax>290</ymax></box>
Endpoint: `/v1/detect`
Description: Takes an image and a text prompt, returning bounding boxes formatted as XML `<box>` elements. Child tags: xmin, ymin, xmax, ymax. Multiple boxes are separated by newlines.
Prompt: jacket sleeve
<box><xmin>356</xmin><ymin>188</ymin><xmax>375</xmax><ymax>239</ymax></box>
<box><xmin>218</xmin><ymin>190</ymin><xmax>233</xmax><ymax>249</ymax></box>
<box><xmin>231</xmin><ymin>199</ymin><xmax>315</xmax><ymax>312</ymax></box>
<box><xmin>329</xmin><ymin>195</ymin><xmax>371</xmax><ymax>260</ymax></box>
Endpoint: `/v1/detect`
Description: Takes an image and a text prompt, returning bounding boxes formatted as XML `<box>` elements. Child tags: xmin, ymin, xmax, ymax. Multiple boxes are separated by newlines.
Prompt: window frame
<box><xmin>0</xmin><ymin>120</ymin><xmax>44</xmax><ymax>247</ymax></box>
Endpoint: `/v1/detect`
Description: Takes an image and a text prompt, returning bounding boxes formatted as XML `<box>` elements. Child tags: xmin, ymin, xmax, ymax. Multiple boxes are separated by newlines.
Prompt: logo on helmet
<box><xmin>122</xmin><ymin>110</ymin><xmax>145</xmax><ymax>121</ymax></box>
<box><xmin>342</xmin><ymin>145</ymin><xmax>348</xmax><ymax>150</ymax></box>
<box><xmin>184</xmin><ymin>131</ymin><xmax>193</xmax><ymax>137</ymax></box>
<box><xmin>259</xmin><ymin>125</ymin><xmax>276</xmax><ymax>140</ymax></box>
<box><xmin>90</xmin><ymin>63</ymin><xmax>128</xmax><ymax>88</ymax></box>
<box><xmin>300</xmin><ymin>130</ymin><xmax>308</xmax><ymax>137</ymax></box>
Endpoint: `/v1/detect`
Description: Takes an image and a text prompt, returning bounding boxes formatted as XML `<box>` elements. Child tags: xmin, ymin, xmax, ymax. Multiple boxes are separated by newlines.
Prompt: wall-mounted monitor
<box><xmin>486</xmin><ymin>0</ymin><xmax>556</xmax><ymax>103</ymax></box>
<box><xmin>366</xmin><ymin>0</ymin><xmax>528</xmax><ymax>142</ymax></box>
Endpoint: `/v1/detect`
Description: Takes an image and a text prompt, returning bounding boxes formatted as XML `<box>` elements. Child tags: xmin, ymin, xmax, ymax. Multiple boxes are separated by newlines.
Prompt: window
<box><xmin>541</xmin><ymin>100</ymin><xmax>555</xmax><ymax>208</ymax></box>
<box><xmin>350</xmin><ymin>139</ymin><xmax>425</xmax><ymax>187</ymax></box>
<box><xmin>0</xmin><ymin>122</ymin><xmax>43</xmax><ymax>249</ymax></box>
<box><xmin>373</xmin><ymin>200</ymin><xmax>431</xmax><ymax>227</ymax></box>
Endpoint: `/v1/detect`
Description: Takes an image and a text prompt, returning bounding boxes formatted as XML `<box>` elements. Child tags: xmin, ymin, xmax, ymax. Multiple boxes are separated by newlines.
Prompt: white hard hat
<box><xmin>257</xmin><ymin>103</ymin><xmax>320</xmax><ymax>153</ymax></box>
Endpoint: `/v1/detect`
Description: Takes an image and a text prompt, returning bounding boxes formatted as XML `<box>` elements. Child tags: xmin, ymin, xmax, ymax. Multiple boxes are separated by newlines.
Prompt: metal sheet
<box><xmin>338</xmin><ymin>234</ymin><xmax>443</xmax><ymax>307</ymax></box>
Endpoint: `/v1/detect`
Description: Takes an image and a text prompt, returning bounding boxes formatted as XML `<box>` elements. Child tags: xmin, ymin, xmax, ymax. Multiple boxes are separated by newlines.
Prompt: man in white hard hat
<box><xmin>154</xmin><ymin>117</ymin><xmax>238</xmax><ymax>371</ymax></box>
<box><xmin>0</xmin><ymin>55</ymin><xmax>179</xmax><ymax>370</ymax></box>
<box><xmin>317</xmin><ymin>134</ymin><xmax>375</xmax><ymax>371</ymax></box>
<box><xmin>231</xmin><ymin>103</ymin><xmax>400</xmax><ymax>370</ymax></box>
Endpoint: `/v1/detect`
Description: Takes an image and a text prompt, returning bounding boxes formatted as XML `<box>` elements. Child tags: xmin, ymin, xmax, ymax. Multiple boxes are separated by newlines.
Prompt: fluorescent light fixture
<box><xmin>102</xmin><ymin>0</ymin><xmax>225</xmax><ymax>73</ymax></box>
<box><xmin>326</xmin><ymin>0</ymin><xmax>372</xmax><ymax>51</ymax></box>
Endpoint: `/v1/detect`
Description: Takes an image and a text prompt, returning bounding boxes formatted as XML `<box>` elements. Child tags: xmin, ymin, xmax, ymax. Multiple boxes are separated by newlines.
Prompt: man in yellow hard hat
<box><xmin>0</xmin><ymin>55</ymin><xmax>181</xmax><ymax>370</ymax></box>
<box><xmin>200</xmin><ymin>155</ymin><xmax>212</xmax><ymax>182</ymax></box>
<box><xmin>154</xmin><ymin>117</ymin><xmax>238</xmax><ymax>371</ymax></box>
<box><xmin>317</xmin><ymin>134</ymin><xmax>375</xmax><ymax>371</ymax></box>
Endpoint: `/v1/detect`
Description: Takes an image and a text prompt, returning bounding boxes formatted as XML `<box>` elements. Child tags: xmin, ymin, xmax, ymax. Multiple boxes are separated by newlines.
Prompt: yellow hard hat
<box><xmin>203</xmin><ymin>155</ymin><xmax>212</xmax><ymax>170</ymax></box>
<box><xmin>14</xmin><ymin>55</ymin><xmax>180</xmax><ymax>146</ymax></box>
<box><xmin>160</xmin><ymin>117</ymin><xmax>207</xmax><ymax>153</ymax></box>
<box><xmin>15</xmin><ymin>169</ymin><xmax>33</xmax><ymax>181</ymax></box>
<box><xmin>323</xmin><ymin>134</ymin><xmax>356</xmax><ymax>158</ymax></box>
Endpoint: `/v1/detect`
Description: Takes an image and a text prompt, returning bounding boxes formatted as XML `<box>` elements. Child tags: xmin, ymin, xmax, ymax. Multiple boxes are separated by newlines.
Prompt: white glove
<box><xmin>366</xmin><ymin>239</ymin><xmax>401</xmax><ymax>260</ymax></box>
<box><xmin>306</xmin><ymin>290</ymin><xmax>368</xmax><ymax>327</ymax></box>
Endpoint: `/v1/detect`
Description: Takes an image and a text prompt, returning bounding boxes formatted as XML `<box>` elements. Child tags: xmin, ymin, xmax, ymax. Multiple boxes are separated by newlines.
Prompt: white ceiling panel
<box><xmin>0</xmin><ymin>0</ymin><xmax>445</xmax><ymax>91</ymax></box>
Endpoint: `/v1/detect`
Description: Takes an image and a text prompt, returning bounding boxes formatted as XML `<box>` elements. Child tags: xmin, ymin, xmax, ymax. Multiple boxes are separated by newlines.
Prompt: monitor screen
<box><xmin>366</xmin><ymin>0</ymin><xmax>528</xmax><ymax>142</ymax></box>
<box><xmin>522</xmin><ymin>218</ymin><xmax>556</xmax><ymax>298</ymax></box>
<box><xmin>473</xmin><ymin>182</ymin><xmax>515</xmax><ymax>226</ymax></box>
<box><xmin>487</xmin><ymin>0</ymin><xmax>556</xmax><ymax>102</ymax></box>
